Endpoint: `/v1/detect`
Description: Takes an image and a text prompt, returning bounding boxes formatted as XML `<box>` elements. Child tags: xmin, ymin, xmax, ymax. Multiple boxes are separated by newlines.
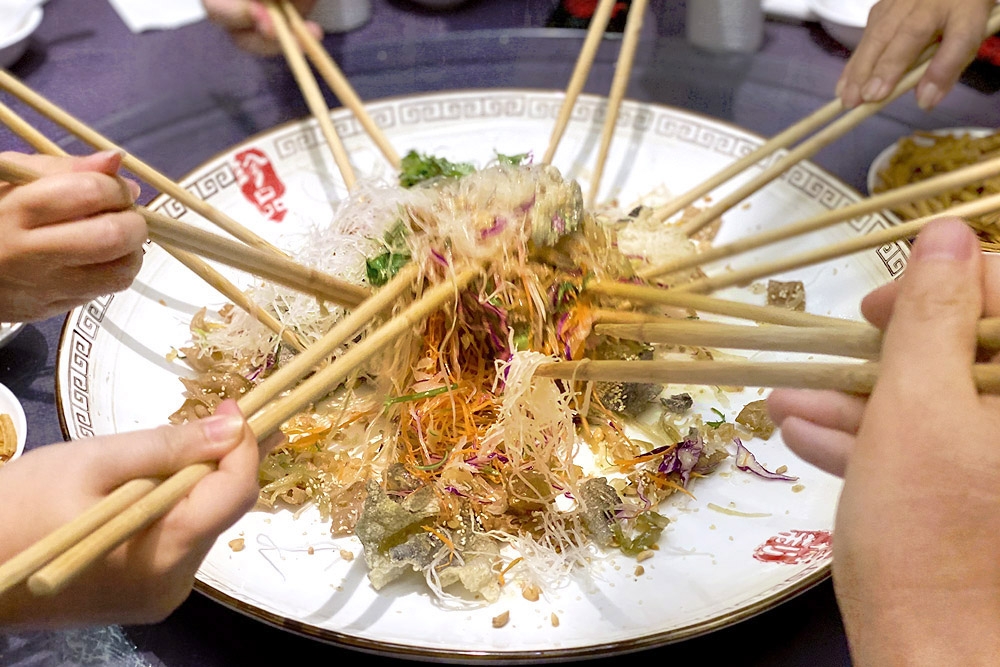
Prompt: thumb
<box><xmin>70</xmin><ymin>150</ymin><xmax>141</xmax><ymax>200</ymax></box>
<box><xmin>84</xmin><ymin>409</ymin><xmax>250</xmax><ymax>492</ymax></box>
<box><xmin>877</xmin><ymin>217</ymin><xmax>983</xmax><ymax>398</ymax></box>
<box><xmin>69</xmin><ymin>149</ymin><xmax>124</xmax><ymax>177</ymax></box>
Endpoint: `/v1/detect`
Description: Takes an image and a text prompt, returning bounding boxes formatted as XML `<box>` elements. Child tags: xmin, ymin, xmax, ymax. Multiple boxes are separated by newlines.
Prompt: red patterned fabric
<box><xmin>562</xmin><ymin>0</ymin><xmax>630</xmax><ymax>20</ymax></box>
<box><xmin>978</xmin><ymin>35</ymin><xmax>1000</xmax><ymax>66</ymax></box>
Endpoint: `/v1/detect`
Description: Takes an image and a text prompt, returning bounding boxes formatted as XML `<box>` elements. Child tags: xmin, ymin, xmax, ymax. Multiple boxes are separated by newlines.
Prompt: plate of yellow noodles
<box><xmin>868</xmin><ymin>126</ymin><xmax>1000</xmax><ymax>251</ymax></box>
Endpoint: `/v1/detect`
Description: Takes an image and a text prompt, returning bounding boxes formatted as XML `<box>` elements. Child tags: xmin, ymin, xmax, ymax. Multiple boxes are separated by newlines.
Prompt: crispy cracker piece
<box><xmin>0</xmin><ymin>413</ymin><xmax>15</xmax><ymax>459</ymax></box>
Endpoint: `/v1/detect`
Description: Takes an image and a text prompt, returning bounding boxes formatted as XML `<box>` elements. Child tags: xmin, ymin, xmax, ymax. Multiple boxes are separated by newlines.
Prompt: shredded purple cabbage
<box><xmin>657</xmin><ymin>431</ymin><xmax>704</xmax><ymax>487</ymax></box>
<box><xmin>734</xmin><ymin>438</ymin><xmax>799</xmax><ymax>481</ymax></box>
<box><xmin>480</xmin><ymin>216</ymin><xmax>507</xmax><ymax>239</ymax></box>
<box><xmin>246</xmin><ymin>352</ymin><xmax>277</xmax><ymax>382</ymax></box>
<box><xmin>551</xmin><ymin>212</ymin><xmax>566</xmax><ymax>234</ymax></box>
<box><xmin>429</xmin><ymin>249</ymin><xmax>449</xmax><ymax>266</ymax></box>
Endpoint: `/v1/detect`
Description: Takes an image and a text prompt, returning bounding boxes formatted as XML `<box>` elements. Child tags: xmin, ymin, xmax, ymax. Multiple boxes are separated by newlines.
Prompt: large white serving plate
<box><xmin>56</xmin><ymin>89</ymin><xmax>906</xmax><ymax>662</ymax></box>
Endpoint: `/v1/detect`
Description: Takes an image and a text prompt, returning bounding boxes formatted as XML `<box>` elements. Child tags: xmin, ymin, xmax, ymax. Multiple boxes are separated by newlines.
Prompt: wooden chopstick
<box><xmin>281</xmin><ymin>1</ymin><xmax>400</xmax><ymax>169</ymax></box>
<box><xmin>25</xmin><ymin>462</ymin><xmax>218</xmax><ymax>597</ymax></box>
<box><xmin>264</xmin><ymin>0</ymin><xmax>357</xmax><ymax>190</ymax></box>
<box><xmin>0</xmin><ymin>478</ymin><xmax>157</xmax><ymax>598</ymax></box>
<box><xmin>592</xmin><ymin>306</ymin><xmax>692</xmax><ymax>323</ymax></box>
<box><xmin>163</xmin><ymin>248</ymin><xmax>308</xmax><ymax>352</ymax></box>
<box><xmin>247</xmin><ymin>266</ymin><xmax>478</xmax><ymax>436</ymax></box>
<box><xmin>596</xmin><ymin>320</ymin><xmax>883</xmax><ymax>359</ymax></box>
<box><xmin>0</xmin><ymin>69</ymin><xmax>286</xmax><ymax>256</ymax></box>
<box><xmin>0</xmin><ymin>158</ymin><xmax>370</xmax><ymax>308</ymax></box>
<box><xmin>585</xmin><ymin>278</ymin><xmax>868</xmax><ymax>329</ymax></box>
<box><xmin>538</xmin><ymin>358</ymin><xmax>1000</xmax><ymax>392</ymax></box>
<box><xmin>586</xmin><ymin>0</ymin><xmax>649</xmax><ymax>208</ymax></box>
<box><xmin>542</xmin><ymin>0</ymin><xmax>619</xmax><ymax>165</ymax></box>
<box><xmin>596</xmin><ymin>317</ymin><xmax>1000</xmax><ymax>360</ymax></box>
<box><xmin>237</xmin><ymin>261</ymin><xmax>420</xmax><ymax>417</ymax></box>
<box><xmin>639</xmin><ymin>152</ymin><xmax>1000</xmax><ymax>281</ymax></box>
<box><xmin>648</xmin><ymin>99</ymin><xmax>844</xmax><ymax>224</ymax></box>
<box><xmin>675</xmin><ymin>192</ymin><xmax>1000</xmax><ymax>294</ymax></box>
<box><xmin>655</xmin><ymin>6</ymin><xmax>1000</xmax><ymax>240</ymax></box>
<box><xmin>534</xmin><ymin>359</ymin><xmax>1000</xmax><ymax>394</ymax></box>
<box><xmin>144</xmin><ymin>206</ymin><xmax>370</xmax><ymax>307</ymax></box>
<box><xmin>21</xmin><ymin>266</ymin><xmax>479</xmax><ymax>597</ymax></box>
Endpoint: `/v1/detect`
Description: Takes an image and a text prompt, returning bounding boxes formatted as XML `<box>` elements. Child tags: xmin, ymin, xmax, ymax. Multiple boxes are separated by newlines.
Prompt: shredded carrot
<box><xmin>423</xmin><ymin>525</ymin><xmax>457</xmax><ymax>566</ymax></box>
<box><xmin>498</xmin><ymin>556</ymin><xmax>524</xmax><ymax>587</ymax></box>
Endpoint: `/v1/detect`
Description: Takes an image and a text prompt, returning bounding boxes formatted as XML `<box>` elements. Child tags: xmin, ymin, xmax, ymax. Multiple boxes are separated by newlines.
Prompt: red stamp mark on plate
<box><xmin>753</xmin><ymin>529</ymin><xmax>832</xmax><ymax>565</ymax></box>
<box><xmin>234</xmin><ymin>148</ymin><xmax>287</xmax><ymax>223</ymax></box>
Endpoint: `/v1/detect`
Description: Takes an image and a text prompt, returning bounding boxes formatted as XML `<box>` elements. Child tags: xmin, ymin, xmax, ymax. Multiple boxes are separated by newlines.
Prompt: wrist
<box><xmin>836</xmin><ymin>581</ymin><xmax>1000</xmax><ymax>665</ymax></box>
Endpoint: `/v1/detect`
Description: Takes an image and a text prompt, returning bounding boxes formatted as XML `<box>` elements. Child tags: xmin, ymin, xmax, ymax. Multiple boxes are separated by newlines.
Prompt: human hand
<box><xmin>202</xmin><ymin>0</ymin><xmax>323</xmax><ymax>55</ymax></box>
<box><xmin>0</xmin><ymin>150</ymin><xmax>147</xmax><ymax>322</ymax></box>
<box><xmin>769</xmin><ymin>218</ymin><xmax>1000</xmax><ymax>662</ymax></box>
<box><xmin>0</xmin><ymin>400</ymin><xmax>278</xmax><ymax>629</ymax></box>
<box><xmin>836</xmin><ymin>0</ymin><xmax>994</xmax><ymax>110</ymax></box>
<box><xmin>768</xmin><ymin>219</ymin><xmax>1000</xmax><ymax>475</ymax></box>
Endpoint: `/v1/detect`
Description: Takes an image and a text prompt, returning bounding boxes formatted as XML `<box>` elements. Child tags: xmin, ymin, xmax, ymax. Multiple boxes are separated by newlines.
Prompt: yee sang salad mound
<box><xmin>168</xmin><ymin>150</ymin><xmax>797</xmax><ymax>606</ymax></box>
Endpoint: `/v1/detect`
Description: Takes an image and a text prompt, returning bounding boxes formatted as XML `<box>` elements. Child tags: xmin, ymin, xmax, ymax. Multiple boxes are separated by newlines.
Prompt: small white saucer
<box><xmin>0</xmin><ymin>2</ymin><xmax>43</xmax><ymax>69</ymax></box>
<box><xmin>0</xmin><ymin>380</ymin><xmax>26</xmax><ymax>465</ymax></box>
<box><xmin>0</xmin><ymin>322</ymin><xmax>23</xmax><ymax>348</ymax></box>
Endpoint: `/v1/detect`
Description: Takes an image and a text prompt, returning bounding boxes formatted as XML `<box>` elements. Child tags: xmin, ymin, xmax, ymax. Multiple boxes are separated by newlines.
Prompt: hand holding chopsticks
<box><xmin>0</xmin><ymin>400</ymin><xmax>262</xmax><ymax>626</ymax></box>
<box><xmin>0</xmin><ymin>263</ymin><xmax>477</xmax><ymax>600</ymax></box>
<box><xmin>0</xmin><ymin>157</ymin><xmax>370</xmax><ymax>308</ymax></box>
<box><xmin>0</xmin><ymin>151</ymin><xmax>148</xmax><ymax>322</ymax></box>
<box><xmin>645</xmin><ymin>5</ymin><xmax>1000</xmax><ymax>238</ymax></box>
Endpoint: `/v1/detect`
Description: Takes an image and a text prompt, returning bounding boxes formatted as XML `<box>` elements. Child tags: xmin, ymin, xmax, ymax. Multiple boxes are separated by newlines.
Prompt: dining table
<box><xmin>2</xmin><ymin>0</ymin><xmax>999</xmax><ymax>665</ymax></box>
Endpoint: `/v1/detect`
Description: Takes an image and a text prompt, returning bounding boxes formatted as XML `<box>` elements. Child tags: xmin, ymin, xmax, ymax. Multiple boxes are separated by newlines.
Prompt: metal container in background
<box><xmin>309</xmin><ymin>0</ymin><xmax>373</xmax><ymax>33</ymax></box>
<box><xmin>686</xmin><ymin>0</ymin><xmax>764</xmax><ymax>54</ymax></box>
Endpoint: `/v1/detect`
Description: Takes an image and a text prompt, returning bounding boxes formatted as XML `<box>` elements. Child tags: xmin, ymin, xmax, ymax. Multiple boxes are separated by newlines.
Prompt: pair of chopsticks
<box><xmin>593</xmin><ymin>317</ymin><xmax>1000</xmax><ymax>360</ymax></box>
<box><xmin>534</xmin><ymin>358</ymin><xmax>1000</xmax><ymax>394</ymax></box>
<box><xmin>541</xmin><ymin>0</ymin><xmax>651</xmax><ymax>208</ymax></box>
<box><xmin>641</xmin><ymin>154</ymin><xmax>1000</xmax><ymax>293</ymax></box>
<box><xmin>0</xmin><ymin>263</ymin><xmax>478</xmax><ymax>598</ymax></box>
<box><xmin>0</xmin><ymin>157</ymin><xmax>369</xmax><ymax>309</ymax></box>
<box><xmin>536</xmin><ymin>314</ymin><xmax>1000</xmax><ymax>393</ymax></box>
<box><xmin>584</xmin><ymin>278</ymin><xmax>871</xmax><ymax>330</ymax></box>
<box><xmin>640</xmin><ymin>4</ymin><xmax>1000</xmax><ymax>244</ymax></box>
<box><xmin>264</xmin><ymin>0</ymin><xmax>400</xmax><ymax>189</ymax></box>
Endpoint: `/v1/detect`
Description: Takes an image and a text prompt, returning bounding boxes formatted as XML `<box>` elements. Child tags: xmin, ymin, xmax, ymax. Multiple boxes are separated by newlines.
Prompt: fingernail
<box><xmin>124</xmin><ymin>178</ymin><xmax>141</xmax><ymax>201</ymax></box>
<box><xmin>861</xmin><ymin>77</ymin><xmax>884</xmax><ymax>102</ymax></box>
<box><xmin>911</xmin><ymin>218</ymin><xmax>975</xmax><ymax>262</ymax></box>
<box><xmin>916</xmin><ymin>82</ymin><xmax>942</xmax><ymax>110</ymax></box>
<box><xmin>95</xmin><ymin>149</ymin><xmax>125</xmax><ymax>171</ymax></box>
<box><xmin>200</xmin><ymin>413</ymin><xmax>246</xmax><ymax>444</ymax></box>
<box><xmin>839</xmin><ymin>83</ymin><xmax>860</xmax><ymax>109</ymax></box>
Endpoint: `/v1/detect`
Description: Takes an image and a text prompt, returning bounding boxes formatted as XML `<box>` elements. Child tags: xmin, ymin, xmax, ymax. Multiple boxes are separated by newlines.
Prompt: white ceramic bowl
<box><xmin>809</xmin><ymin>0</ymin><xmax>876</xmax><ymax>50</ymax></box>
<box><xmin>0</xmin><ymin>3</ymin><xmax>43</xmax><ymax>69</ymax></box>
<box><xmin>0</xmin><ymin>381</ymin><xmax>27</xmax><ymax>465</ymax></box>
